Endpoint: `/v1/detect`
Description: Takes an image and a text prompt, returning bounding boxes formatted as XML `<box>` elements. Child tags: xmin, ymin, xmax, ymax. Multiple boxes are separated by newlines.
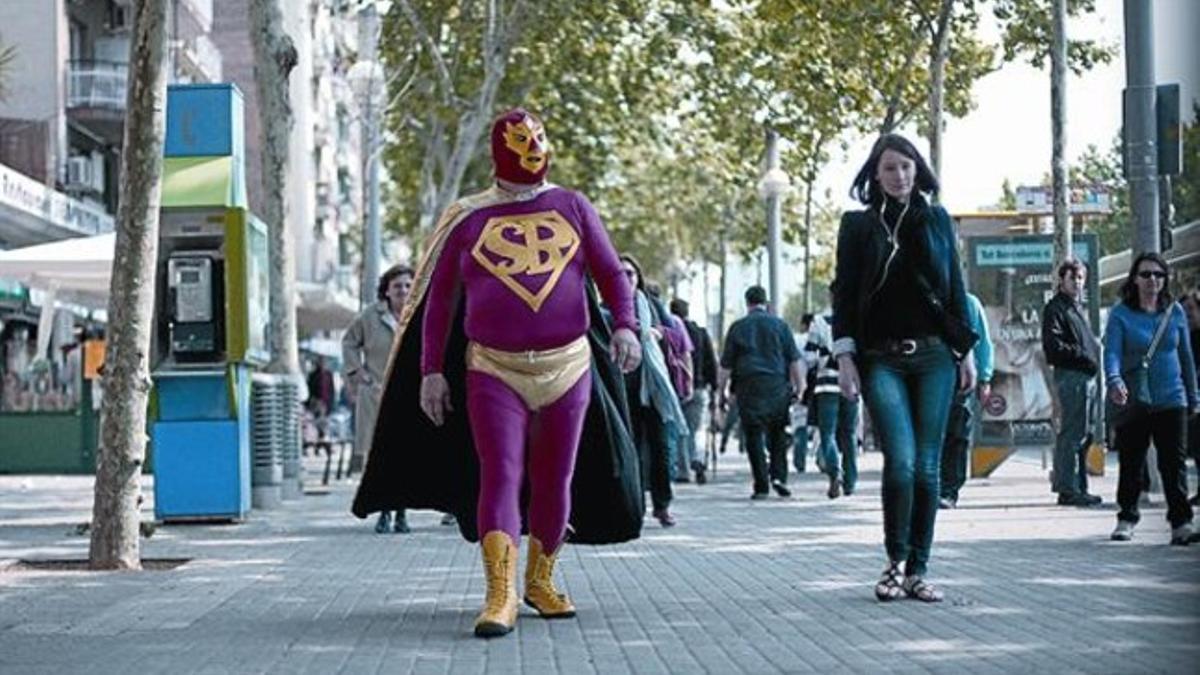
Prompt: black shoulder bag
<box><xmin>1111</xmin><ymin>307</ymin><xmax>1173</xmax><ymax>430</ymax></box>
<box><xmin>912</xmin><ymin>269</ymin><xmax>979</xmax><ymax>360</ymax></box>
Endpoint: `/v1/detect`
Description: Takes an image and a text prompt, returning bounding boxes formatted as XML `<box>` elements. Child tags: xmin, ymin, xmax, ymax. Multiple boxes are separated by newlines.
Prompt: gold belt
<box><xmin>466</xmin><ymin>335</ymin><xmax>591</xmax><ymax>411</ymax></box>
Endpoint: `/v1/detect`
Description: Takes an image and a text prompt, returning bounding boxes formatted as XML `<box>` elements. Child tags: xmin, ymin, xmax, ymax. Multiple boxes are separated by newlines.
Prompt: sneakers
<box><xmin>1057</xmin><ymin>492</ymin><xmax>1102</xmax><ymax>507</ymax></box>
<box><xmin>771</xmin><ymin>480</ymin><xmax>792</xmax><ymax>498</ymax></box>
<box><xmin>691</xmin><ymin>460</ymin><xmax>708</xmax><ymax>485</ymax></box>
<box><xmin>652</xmin><ymin>508</ymin><xmax>676</xmax><ymax>527</ymax></box>
<box><xmin>826</xmin><ymin>476</ymin><xmax>841</xmax><ymax>499</ymax></box>
<box><xmin>1111</xmin><ymin>520</ymin><xmax>1136</xmax><ymax>541</ymax></box>
<box><xmin>938</xmin><ymin>496</ymin><xmax>957</xmax><ymax>509</ymax></box>
<box><xmin>750</xmin><ymin>492</ymin><xmax>769</xmax><ymax>501</ymax></box>
<box><xmin>1170</xmin><ymin>522</ymin><xmax>1194</xmax><ymax>546</ymax></box>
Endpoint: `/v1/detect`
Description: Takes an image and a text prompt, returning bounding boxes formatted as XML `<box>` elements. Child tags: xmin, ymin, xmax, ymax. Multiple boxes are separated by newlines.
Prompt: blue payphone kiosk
<box><xmin>151</xmin><ymin>84</ymin><xmax>270</xmax><ymax>522</ymax></box>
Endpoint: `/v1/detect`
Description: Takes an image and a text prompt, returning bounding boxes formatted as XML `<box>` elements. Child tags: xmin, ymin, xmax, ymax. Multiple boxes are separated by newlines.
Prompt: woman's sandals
<box><xmin>901</xmin><ymin>575</ymin><xmax>944</xmax><ymax>603</ymax></box>
<box><xmin>874</xmin><ymin>562</ymin><xmax>904</xmax><ymax>601</ymax></box>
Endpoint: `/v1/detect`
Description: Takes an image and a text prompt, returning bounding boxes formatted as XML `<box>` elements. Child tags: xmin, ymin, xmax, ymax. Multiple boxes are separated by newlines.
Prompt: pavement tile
<box><xmin>1</xmin><ymin>449</ymin><xmax>1198</xmax><ymax>674</ymax></box>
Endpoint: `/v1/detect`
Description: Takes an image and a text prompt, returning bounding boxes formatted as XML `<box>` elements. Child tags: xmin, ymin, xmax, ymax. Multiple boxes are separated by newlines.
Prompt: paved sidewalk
<box><xmin>1</xmin><ymin>449</ymin><xmax>1198</xmax><ymax>674</ymax></box>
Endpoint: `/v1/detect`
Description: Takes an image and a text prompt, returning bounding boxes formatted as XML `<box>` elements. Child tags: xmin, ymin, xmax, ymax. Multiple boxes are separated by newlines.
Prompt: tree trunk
<box><xmin>89</xmin><ymin>0</ymin><xmax>169</xmax><ymax>571</ymax></box>
<box><xmin>927</xmin><ymin>0</ymin><xmax>954</xmax><ymax>189</ymax></box>
<box><xmin>1050</xmin><ymin>0</ymin><xmax>1071</xmax><ymax>267</ymax></box>
<box><xmin>249</xmin><ymin>0</ymin><xmax>300</xmax><ymax>375</ymax></box>
<box><xmin>428</xmin><ymin>0</ymin><xmax>530</xmax><ymax>221</ymax></box>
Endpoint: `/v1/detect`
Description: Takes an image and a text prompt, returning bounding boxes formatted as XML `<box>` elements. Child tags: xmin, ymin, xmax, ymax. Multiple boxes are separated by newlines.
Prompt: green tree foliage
<box><xmin>1173</xmin><ymin>102</ymin><xmax>1200</xmax><ymax>225</ymax></box>
<box><xmin>991</xmin><ymin>0</ymin><xmax>1116</xmax><ymax>73</ymax></box>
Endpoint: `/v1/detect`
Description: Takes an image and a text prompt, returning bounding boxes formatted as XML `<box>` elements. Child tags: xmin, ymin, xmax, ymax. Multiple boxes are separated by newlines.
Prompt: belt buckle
<box><xmin>898</xmin><ymin>339</ymin><xmax>918</xmax><ymax>355</ymax></box>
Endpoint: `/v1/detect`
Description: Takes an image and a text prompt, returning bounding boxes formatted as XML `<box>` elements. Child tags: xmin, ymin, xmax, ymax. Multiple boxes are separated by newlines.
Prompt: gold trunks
<box><xmin>466</xmin><ymin>335</ymin><xmax>591</xmax><ymax>411</ymax></box>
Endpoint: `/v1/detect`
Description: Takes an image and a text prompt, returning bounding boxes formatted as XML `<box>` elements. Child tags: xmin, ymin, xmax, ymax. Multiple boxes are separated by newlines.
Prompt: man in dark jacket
<box><xmin>1041</xmin><ymin>259</ymin><xmax>1102</xmax><ymax>507</ymax></box>
<box><xmin>719</xmin><ymin>286</ymin><xmax>806</xmax><ymax>499</ymax></box>
<box><xmin>671</xmin><ymin>298</ymin><xmax>718</xmax><ymax>483</ymax></box>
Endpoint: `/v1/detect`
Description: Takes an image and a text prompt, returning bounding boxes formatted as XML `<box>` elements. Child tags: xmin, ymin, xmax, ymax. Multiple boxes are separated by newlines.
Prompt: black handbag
<box><xmin>1111</xmin><ymin>308</ymin><xmax>1173</xmax><ymax>430</ymax></box>
<box><xmin>913</xmin><ymin>269</ymin><xmax>980</xmax><ymax>359</ymax></box>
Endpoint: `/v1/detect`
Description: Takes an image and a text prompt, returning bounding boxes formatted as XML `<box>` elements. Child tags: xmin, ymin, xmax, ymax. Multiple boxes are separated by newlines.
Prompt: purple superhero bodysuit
<box><xmin>421</xmin><ymin>186</ymin><xmax>635</xmax><ymax>553</ymax></box>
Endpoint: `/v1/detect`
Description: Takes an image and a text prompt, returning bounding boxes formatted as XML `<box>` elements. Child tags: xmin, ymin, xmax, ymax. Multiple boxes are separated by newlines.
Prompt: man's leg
<box><xmin>466</xmin><ymin>371</ymin><xmax>530</xmax><ymax>637</ymax></box>
<box><xmin>1053</xmin><ymin>368</ymin><xmax>1087</xmax><ymax>499</ymax></box>
<box><xmin>815</xmin><ymin>393</ymin><xmax>841</xmax><ymax>497</ymax></box>
<box><xmin>837</xmin><ymin>396</ymin><xmax>860</xmax><ymax>494</ymax></box>
<box><xmin>766</xmin><ymin>400</ymin><xmax>791</xmax><ymax>495</ymax></box>
<box><xmin>939</xmin><ymin>391</ymin><xmax>971</xmax><ymax>505</ymax></box>
<box><xmin>683</xmin><ymin>390</ymin><xmax>709</xmax><ymax>482</ymax></box>
<box><xmin>524</xmin><ymin>372</ymin><xmax>591</xmax><ymax>618</ymax></box>
<box><xmin>741</xmin><ymin>412</ymin><xmax>770</xmax><ymax>496</ymax></box>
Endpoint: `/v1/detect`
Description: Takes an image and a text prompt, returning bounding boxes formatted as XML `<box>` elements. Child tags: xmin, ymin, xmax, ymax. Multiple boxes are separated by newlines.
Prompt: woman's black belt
<box><xmin>865</xmin><ymin>336</ymin><xmax>943</xmax><ymax>356</ymax></box>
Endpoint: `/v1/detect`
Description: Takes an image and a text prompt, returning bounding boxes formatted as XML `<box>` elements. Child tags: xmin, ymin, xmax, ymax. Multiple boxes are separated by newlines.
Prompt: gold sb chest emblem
<box><xmin>470</xmin><ymin>210</ymin><xmax>581</xmax><ymax>311</ymax></box>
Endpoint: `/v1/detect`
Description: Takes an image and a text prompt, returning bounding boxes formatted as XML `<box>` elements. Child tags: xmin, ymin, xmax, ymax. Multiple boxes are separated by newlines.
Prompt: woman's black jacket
<box><xmin>830</xmin><ymin>199</ymin><xmax>969</xmax><ymax>359</ymax></box>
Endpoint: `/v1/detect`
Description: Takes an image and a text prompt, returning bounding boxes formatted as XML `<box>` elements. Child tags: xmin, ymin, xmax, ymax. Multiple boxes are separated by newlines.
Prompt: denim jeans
<box><xmin>815</xmin><ymin>393</ymin><xmax>859</xmax><ymax>491</ymax></box>
<box><xmin>1053</xmin><ymin>367</ymin><xmax>1094</xmax><ymax>496</ymax></box>
<box><xmin>863</xmin><ymin>341</ymin><xmax>957</xmax><ymax>577</ymax></box>
<box><xmin>678</xmin><ymin>390</ymin><xmax>709</xmax><ymax>475</ymax></box>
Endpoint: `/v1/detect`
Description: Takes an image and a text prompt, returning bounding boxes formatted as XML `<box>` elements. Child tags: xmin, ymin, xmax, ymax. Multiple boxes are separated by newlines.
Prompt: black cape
<box><xmin>351</xmin><ymin>278</ymin><xmax>644</xmax><ymax>545</ymax></box>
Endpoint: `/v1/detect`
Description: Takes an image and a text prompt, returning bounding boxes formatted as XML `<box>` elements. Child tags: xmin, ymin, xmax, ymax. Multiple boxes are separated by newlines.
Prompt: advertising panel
<box><xmin>967</xmin><ymin>234</ymin><xmax>1100</xmax><ymax>444</ymax></box>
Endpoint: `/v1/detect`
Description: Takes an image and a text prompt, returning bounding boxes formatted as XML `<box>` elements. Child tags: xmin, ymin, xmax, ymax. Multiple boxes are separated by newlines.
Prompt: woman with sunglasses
<box><xmin>1104</xmin><ymin>252</ymin><xmax>1198</xmax><ymax>545</ymax></box>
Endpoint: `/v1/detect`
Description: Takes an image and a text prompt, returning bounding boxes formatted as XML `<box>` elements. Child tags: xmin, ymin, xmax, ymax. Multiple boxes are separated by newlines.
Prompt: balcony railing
<box><xmin>66</xmin><ymin>60</ymin><xmax>128</xmax><ymax>111</ymax></box>
<box><xmin>174</xmin><ymin>33</ymin><xmax>223</xmax><ymax>83</ymax></box>
<box><xmin>178</xmin><ymin>0</ymin><xmax>214</xmax><ymax>34</ymax></box>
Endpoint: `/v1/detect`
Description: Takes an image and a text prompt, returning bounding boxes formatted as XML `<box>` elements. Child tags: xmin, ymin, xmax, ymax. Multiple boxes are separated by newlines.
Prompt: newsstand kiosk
<box><xmin>151</xmin><ymin>84</ymin><xmax>270</xmax><ymax>522</ymax></box>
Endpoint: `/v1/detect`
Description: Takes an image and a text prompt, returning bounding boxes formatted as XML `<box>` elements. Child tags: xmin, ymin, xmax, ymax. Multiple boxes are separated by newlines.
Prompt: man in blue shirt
<box><xmin>718</xmin><ymin>286</ymin><xmax>806</xmax><ymax>499</ymax></box>
<box><xmin>939</xmin><ymin>292</ymin><xmax>993</xmax><ymax>508</ymax></box>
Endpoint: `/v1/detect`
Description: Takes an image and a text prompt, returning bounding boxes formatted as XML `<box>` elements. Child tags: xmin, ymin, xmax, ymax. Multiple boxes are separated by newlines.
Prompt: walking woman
<box><xmin>830</xmin><ymin>134</ymin><xmax>977</xmax><ymax>603</ymax></box>
<box><xmin>1104</xmin><ymin>253</ymin><xmax>1198</xmax><ymax>545</ymax></box>
<box><xmin>343</xmin><ymin>264</ymin><xmax>413</xmax><ymax>534</ymax></box>
<box><xmin>619</xmin><ymin>254</ymin><xmax>687</xmax><ymax>527</ymax></box>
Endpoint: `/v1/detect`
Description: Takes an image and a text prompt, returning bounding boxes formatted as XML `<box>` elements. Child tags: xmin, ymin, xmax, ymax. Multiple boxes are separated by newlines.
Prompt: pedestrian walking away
<box><xmin>805</xmin><ymin>310</ymin><xmax>861</xmax><ymax>499</ymax></box>
<box><xmin>342</xmin><ymin>264</ymin><xmax>414</xmax><ymax>534</ymax></box>
<box><xmin>940</xmin><ymin>290</ymin><xmax>993</xmax><ymax>509</ymax></box>
<box><xmin>831</xmin><ymin>134</ymin><xmax>977</xmax><ymax>604</ymax></box>
<box><xmin>1103</xmin><ymin>253</ymin><xmax>1199</xmax><ymax>546</ymax></box>
<box><xmin>351</xmin><ymin>108</ymin><xmax>645</xmax><ymax>639</ymax></box>
<box><xmin>719</xmin><ymin>285</ymin><xmax>806</xmax><ymax>500</ymax></box>
<box><xmin>671</xmin><ymin>298</ymin><xmax>718</xmax><ymax>484</ymax></box>
<box><xmin>1042</xmin><ymin>259</ymin><xmax>1103</xmax><ymax>508</ymax></box>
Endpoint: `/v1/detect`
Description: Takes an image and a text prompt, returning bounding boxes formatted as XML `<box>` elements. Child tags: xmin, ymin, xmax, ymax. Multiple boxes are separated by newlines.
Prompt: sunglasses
<box><xmin>1136</xmin><ymin>270</ymin><xmax>1167</xmax><ymax>280</ymax></box>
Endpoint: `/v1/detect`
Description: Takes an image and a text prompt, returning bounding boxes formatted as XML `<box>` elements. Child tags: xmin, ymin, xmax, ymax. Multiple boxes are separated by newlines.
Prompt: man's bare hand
<box><xmin>610</xmin><ymin>327</ymin><xmax>642</xmax><ymax>374</ymax></box>
<box><xmin>420</xmin><ymin>373</ymin><xmax>453</xmax><ymax>426</ymax></box>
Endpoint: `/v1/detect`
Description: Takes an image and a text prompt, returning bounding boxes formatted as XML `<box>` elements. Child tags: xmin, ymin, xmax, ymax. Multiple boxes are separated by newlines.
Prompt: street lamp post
<box><xmin>758</xmin><ymin>129</ymin><xmax>790</xmax><ymax>311</ymax></box>
<box><xmin>348</xmin><ymin>4</ymin><xmax>385</xmax><ymax>310</ymax></box>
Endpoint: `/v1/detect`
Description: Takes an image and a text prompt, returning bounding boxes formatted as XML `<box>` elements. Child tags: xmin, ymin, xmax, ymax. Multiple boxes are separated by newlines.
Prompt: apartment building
<box><xmin>0</xmin><ymin>0</ymin><xmax>221</xmax><ymax>248</ymax></box>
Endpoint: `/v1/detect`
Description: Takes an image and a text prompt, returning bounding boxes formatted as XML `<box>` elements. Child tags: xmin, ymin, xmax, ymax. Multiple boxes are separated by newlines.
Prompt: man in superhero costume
<box><xmin>352</xmin><ymin>108</ymin><xmax>643</xmax><ymax>639</ymax></box>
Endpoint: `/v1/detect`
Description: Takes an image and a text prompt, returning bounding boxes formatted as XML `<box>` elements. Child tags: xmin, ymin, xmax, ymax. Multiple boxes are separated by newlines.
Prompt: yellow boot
<box><xmin>523</xmin><ymin>537</ymin><xmax>577</xmax><ymax>618</ymax></box>
<box><xmin>474</xmin><ymin>531</ymin><xmax>519</xmax><ymax>638</ymax></box>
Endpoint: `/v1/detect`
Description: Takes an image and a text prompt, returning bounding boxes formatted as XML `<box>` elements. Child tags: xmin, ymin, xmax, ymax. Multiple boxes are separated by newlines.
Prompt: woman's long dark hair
<box><xmin>1119</xmin><ymin>251</ymin><xmax>1173</xmax><ymax>312</ymax></box>
<box><xmin>850</xmin><ymin>133</ymin><xmax>940</xmax><ymax>206</ymax></box>
<box><xmin>619</xmin><ymin>253</ymin><xmax>646</xmax><ymax>293</ymax></box>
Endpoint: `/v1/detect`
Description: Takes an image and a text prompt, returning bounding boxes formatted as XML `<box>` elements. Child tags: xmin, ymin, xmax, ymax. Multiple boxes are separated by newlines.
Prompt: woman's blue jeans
<box><xmin>862</xmin><ymin>341</ymin><xmax>957</xmax><ymax>577</ymax></box>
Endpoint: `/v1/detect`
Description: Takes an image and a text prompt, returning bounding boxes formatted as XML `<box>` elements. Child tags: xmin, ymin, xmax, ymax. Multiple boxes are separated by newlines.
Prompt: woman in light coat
<box><xmin>343</xmin><ymin>264</ymin><xmax>412</xmax><ymax>533</ymax></box>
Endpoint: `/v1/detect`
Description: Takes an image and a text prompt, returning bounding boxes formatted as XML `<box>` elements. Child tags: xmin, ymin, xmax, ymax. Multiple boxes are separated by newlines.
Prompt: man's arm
<box><xmin>789</xmin><ymin>357</ymin><xmax>806</xmax><ymax>401</ymax></box>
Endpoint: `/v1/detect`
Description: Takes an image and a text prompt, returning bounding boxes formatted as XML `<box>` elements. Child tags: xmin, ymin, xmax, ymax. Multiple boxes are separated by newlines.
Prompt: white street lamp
<box><xmin>757</xmin><ymin>130</ymin><xmax>790</xmax><ymax>310</ymax></box>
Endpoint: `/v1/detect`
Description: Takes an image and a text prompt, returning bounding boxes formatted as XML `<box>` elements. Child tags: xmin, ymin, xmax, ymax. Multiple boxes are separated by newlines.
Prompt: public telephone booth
<box><xmin>151</xmin><ymin>84</ymin><xmax>271</xmax><ymax>522</ymax></box>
